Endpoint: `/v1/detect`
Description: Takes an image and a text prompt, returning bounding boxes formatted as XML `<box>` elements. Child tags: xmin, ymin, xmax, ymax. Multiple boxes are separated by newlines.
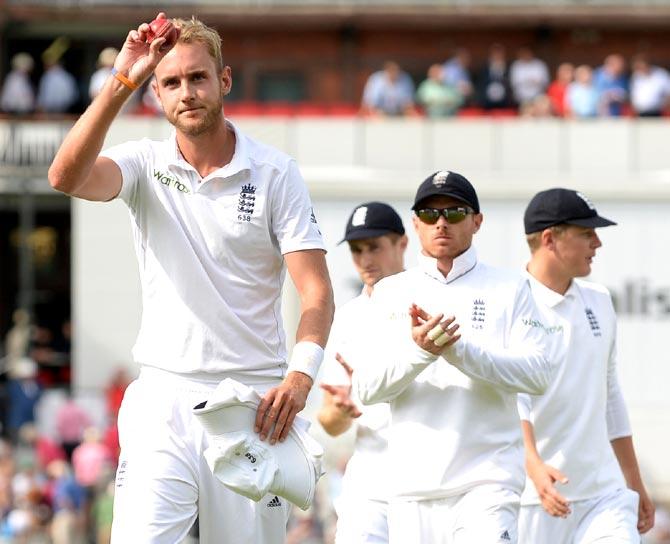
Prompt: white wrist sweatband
<box><xmin>287</xmin><ymin>341</ymin><xmax>324</xmax><ymax>381</ymax></box>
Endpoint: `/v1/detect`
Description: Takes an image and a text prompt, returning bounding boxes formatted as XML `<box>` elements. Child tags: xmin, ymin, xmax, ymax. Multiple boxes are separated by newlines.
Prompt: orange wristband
<box><xmin>111</xmin><ymin>68</ymin><xmax>139</xmax><ymax>91</ymax></box>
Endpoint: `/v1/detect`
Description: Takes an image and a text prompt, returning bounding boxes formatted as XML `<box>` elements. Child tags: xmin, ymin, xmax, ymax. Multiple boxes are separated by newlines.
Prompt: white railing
<box><xmin>3</xmin><ymin>116</ymin><xmax>668</xmax><ymax>199</ymax></box>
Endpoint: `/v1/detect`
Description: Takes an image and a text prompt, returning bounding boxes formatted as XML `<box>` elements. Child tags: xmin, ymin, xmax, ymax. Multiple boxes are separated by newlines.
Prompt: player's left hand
<box><xmin>526</xmin><ymin>457</ymin><xmax>571</xmax><ymax>518</ymax></box>
<box><xmin>409</xmin><ymin>303</ymin><xmax>460</xmax><ymax>355</ymax></box>
<box><xmin>633</xmin><ymin>483</ymin><xmax>655</xmax><ymax>534</ymax></box>
<box><xmin>255</xmin><ymin>371</ymin><xmax>312</xmax><ymax>445</ymax></box>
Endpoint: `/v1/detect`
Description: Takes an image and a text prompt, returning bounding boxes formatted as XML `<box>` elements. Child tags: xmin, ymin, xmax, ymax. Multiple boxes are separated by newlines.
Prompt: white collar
<box><xmin>524</xmin><ymin>269</ymin><xmax>579</xmax><ymax>309</ymax></box>
<box><xmin>166</xmin><ymin>119</ymin><xmax>251</xmax><ymax>181</ymax></box>
<box><xmin>418</xmin><ymin>245</ymin><xmax>478</xmax><ymax>284</ymax></box>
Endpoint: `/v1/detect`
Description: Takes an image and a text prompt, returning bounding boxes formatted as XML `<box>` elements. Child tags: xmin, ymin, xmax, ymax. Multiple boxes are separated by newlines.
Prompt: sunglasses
<box><xmin>415</xmin><ymin>206</ymin><xmax>475</xmax><ymax>225</ymax></box>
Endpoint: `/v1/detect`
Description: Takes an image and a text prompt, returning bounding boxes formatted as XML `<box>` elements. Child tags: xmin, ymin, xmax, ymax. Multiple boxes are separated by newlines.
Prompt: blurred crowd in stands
<box><xmin>0</xmin><ymin>308</ymin><xmax>130</xmax><ymax>543</ymax></box>
<box><xmin>2</xmin><ymin>42</ymin><xmax>670</xmax><ymax>120</ymax></box>
<box><xmin>362</xmin><ymin>46</ymin><xmax>670</xmax><ymax>119</ymax></box>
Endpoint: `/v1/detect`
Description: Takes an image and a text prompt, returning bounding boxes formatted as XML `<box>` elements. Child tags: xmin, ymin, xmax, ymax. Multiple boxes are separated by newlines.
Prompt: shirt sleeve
<box><xmin>99</xmin><ymin>139</ymin><xmax>149</xmax><ymax>210</ymax></box>
<box><xmin>353</xmin><ymin>280</ymin><xmax>438</xmax><ymax>405</ymax></box>
<box><xmin>605</xmin><ymin>307</ymin><xmax>632</xmax><ymax>440</ymax></box>
<box><xmin>517</xmin><ymin>393</ymin><xmax>532</xmax><ymax>422</ymax></box>
<box><xmin>442</xmin><ymin>278</ymin><xmax>555</xmax><ymax>395</ymax></box>
<box><xmin>269</xmin><ymin>159</ymin><xmax>325</xmax><ymax>255</ymax></box>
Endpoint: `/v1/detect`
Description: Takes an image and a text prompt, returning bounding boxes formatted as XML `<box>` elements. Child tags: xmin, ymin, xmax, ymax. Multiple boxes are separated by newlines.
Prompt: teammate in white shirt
<box><xmin>318</xmin><ymin>202</ymin><xmax>407</xmax><ymax>543</ymax></box>
<box><xmin>48</xmin><ymin>14</ymin><xmax>334</xmax><ymax>544</ymax></box>
<box><xmin>518</xmin><ymin>188</ymin><xmax>655</xmax><ymax>543</ymax></box>
<box><xmin>353</xmin><ymin>171</ymin><xmax>559</xmax><ymax>544</ymax></box>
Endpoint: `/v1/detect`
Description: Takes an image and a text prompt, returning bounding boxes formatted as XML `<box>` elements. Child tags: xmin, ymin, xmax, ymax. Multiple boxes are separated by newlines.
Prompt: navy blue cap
<box><xmin>524</xmin><ymin>188</ymin><xmax>616</xmax><ymax>234</ymax></box>
<box><xmin>412</xmin><ymin>170</ymin><xmax>480</xmax><ymax>213</ymax></box>
<box><xmin>340</xmin><ymin>202</ymin><xmax>405</xmax><ymax>244</ymax></box>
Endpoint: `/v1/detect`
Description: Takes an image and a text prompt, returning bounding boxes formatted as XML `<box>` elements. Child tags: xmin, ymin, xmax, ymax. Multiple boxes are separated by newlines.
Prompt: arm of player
<box><xmin>611</xmin><ymin>436</ymin><xmax>655</xmax><ymax>534</ymax></box>
<box><xmin>441</xmin><ymin>280</ymin><xmax>555</xmax><ymax>395</ymax></box>
<box><xmin>318</xmin><ymin>354</ymin><xmax>362</xmax><ymax>437</ymax></box>
<box><xmin>255</xmin><ymin>249</ymin><xmax>334</xmax><ymax>444</ymax></box>
<box><xmin>353</xmin><ymin>305</ymin><xmax>459</xmax><ymax>405</ymax></box>
<box><xmin>518</xmin><ymin>399</ymin><xmax>571</xmax><ymax>518</ymax></box>
<box><xmin>605</xmin><ymin>319</ymin><xmax>655</xmax><ymax>534</ymax></box>
<box><xmin>49</xmin><ymin>13</ymin><xmax>176</xmax><ymax>202</ymax></box>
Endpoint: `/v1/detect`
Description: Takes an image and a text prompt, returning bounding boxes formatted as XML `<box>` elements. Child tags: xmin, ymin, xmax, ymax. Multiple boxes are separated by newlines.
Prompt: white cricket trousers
<box><xmin>388</xmin><ymin>484</ymin><xmax>520</xmax><ymax>544</ymax></box>
<box><xmin>110</xmin><ymin>366</ymin><xmax>291</xmax><ymax>544</ymax></box>
<box><xmin>518</xmin><ymin>487</ymin><xmax>640</xmax><ymax>544</ymax></box>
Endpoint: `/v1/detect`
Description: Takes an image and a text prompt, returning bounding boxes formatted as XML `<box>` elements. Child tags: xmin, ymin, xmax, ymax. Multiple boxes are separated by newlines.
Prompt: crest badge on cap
<box><xmin>432</xmin><ymin>171</ymin><xmax>450</xmax><ymax>187</ymax></box>
<box><xmin>576</xmin><ymin>192</ymin><xmax>596</xmax><ymax>210</ymax></box>
<box><xmin>351</xmin><ymin>206</ymin><xmax>368</xmax><ymax>227</ymax></box>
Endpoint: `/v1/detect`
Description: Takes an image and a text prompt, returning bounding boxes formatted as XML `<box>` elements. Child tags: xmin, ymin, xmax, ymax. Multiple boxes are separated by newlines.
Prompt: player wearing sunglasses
<box><xmin>353</xmin><ymin>170</ymin><xmax>560</xmax><ymax>543</ymax></box>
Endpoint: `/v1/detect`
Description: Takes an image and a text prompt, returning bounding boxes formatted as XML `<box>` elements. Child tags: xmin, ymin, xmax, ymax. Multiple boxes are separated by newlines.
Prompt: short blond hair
<box><xmin>526</xmin><ymin>224</ymin><xmax>569</xmax><ymax>252</ymax></box>
<box><xmin>172</xmin><ymin>17</ymin><xmax>224</xmax><ymax>73</ymax></box>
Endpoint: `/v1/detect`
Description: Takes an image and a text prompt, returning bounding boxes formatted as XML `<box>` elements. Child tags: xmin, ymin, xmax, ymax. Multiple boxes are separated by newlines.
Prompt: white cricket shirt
<box><xmin>100</xmin><ymin>121</ymin><xmax>325</xmax><ymax>376</ymax></box>
<box><xmin>353</xmin><ymin>246</ymin><xmax>561</xmax><ymax>500</ymax></box>
<box><xmin>321</xmin><ymin>289</ymin><xmax>391</xmax><ymax>502</ymax></box>
<box><xmin>517</xmin><ymin>273</ymin><xmax>631</xmax><ymax>505</ymax></box>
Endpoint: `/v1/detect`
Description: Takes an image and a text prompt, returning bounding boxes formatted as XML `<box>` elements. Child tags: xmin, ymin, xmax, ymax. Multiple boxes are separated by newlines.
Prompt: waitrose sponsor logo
<box><xmin>521</xmin><ymin>318</ymin><xmax>564</xmax><ymax>334</ymax></box>
<box><xmin>153</xmin><ymin>170</ymin><xmax>190</xmax><ymax>194</ymax></box>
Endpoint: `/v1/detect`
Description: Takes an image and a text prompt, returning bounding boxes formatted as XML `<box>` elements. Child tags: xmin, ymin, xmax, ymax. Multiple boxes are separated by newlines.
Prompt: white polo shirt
<box><xmin>353</xmin><ymin>246</ymin><xmax>561</xmax><ymax>500</ymax></box>
<box><xmin>517</xmin><ymin>274</ymin><xmax>631</xmax><ymax>505</ymax></box>
<box><xmin>100</xmin><ymin>122</ymin><xmax>325</xmax><ymax>376</ymax></box>
<box><xmin>321</xmin><ymin>289</ymin><xmax>391</xmax><ymax>502</ymax></box>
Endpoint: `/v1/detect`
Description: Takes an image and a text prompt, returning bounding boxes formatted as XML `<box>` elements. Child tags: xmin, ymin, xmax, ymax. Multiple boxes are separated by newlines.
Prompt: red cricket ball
<box><xmin>146</xmin><ymin>17</ymin><xmax>179</xmax><ymax>50</ymax></box>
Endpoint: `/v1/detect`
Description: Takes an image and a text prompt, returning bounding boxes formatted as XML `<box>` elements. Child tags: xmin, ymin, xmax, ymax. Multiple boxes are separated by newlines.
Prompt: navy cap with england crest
<box><xmin>340</xmin><ymin>202</ymin><xmax>405</xmax><ymax>244</ymax></box>
<box><xmin>412</xmin><ymin>170</ymin><xmax>480</xmax><ymax>213</ymax></box>
<box><xmin>524</xmin><ymin>188</ymin><xmax>617</xmax><ymax>234</ymax></box>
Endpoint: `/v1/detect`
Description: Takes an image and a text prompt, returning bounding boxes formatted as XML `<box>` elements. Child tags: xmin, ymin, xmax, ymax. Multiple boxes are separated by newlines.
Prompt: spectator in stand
<box><xmin>361</xmin><ymin>61</ymin><xmax>418</xmax><ymax>117</ymax></box>
<box><xmin>6</xmin><ymin>358</ymin><xmax>42</xmax><ymax>443</ymax></box>
<box><xmin>520</xmin><ymin>94</ymin><xmax>554</xmax><ymax>118</ymax></box>
<box><xmin>546</xmin><ymin>62</ymin><xmax>574</xmax><ymax>117</ymax></box>
<box><xmin>594</xmin><ymin>53</ymin><xmax>628</xmax><ymax>117</ymax></box>
<box><xmin>3</xmin><ymin>309</ymin><xmax>32</xmax><ymax>370</ymax></box>
<box><xmin>36</xmin><ymin>37</ymin><xmax>79</xmax><ymax>114</ymax></box>
<box><xmin>72</xmin><ymin>427</ymin><xmax>114</xmax><ymax>543</ymax></box>
<box><xmin>630</xmin><ymin>54</ymin><xmax>670</xmax><ymax>117</ymax></box>
<box><xmin>89</xmin><ymin>47</ymin><xmax>118</xmax><ymax>101</ymax></box>
<box><xmin>47</xmin><ymin>459</ymin><xmax>86</xmax><ymax>544</ymax></box>
<box><xmin>510</xmin><ymin>46</ymin><xmax>550</xmax><ymax>108</ymax></box>
<box><xmin>55</xmin><ymin>394</ymin><xmax>91</xmax><ymax>462</ymax></box>
<box><xmin>104</xmin><ymin>367</ymin><xmax>130</xmax><ymax>418</ymax></box>
<box><xmin>442</xmin><ymin>48</ymin><xmax>474</xmax><ymax>103</ymax></box>
<box><xmin>101</xmin><ymin>417</ymin><xmax>120</xmax><ymax>462</ymax></box>
<box><xmin>565</xmin><ymin>64</ymin><xmax>600</xmax><ymax>118</ymax></box>
<box><xmin>91</xmin><ymin>478</ymin><xmax>115</xmax><ymax>544</ymax></box>
<box><xmin>71</xmin><ymin>427</ymin><xmax>114</xmax><ymax>493</ymax></box>
<box><xmin>0</xmin><ymin>53</ymin><xmax>36</xmax><ymax>115</ymax></box>
<box><xmin>416</xmin><ymin>64</ymin><xmax>463</xmax><ymax>117</ymax></box>
<box><xmin>17</xmin><ymin>423</ymin><xmax>66</xmax><ymax>473</ymax></box>
<box><xmin>0</xmin><ymin>439</ymin><xmax>13</xmax><ymax>515</ymax></box>
<box><xmin>6</xmin><ymin>454</ymin><xmax>50</xmax><ymax>541</ymax></box>
<box><xmin>476</xmin><ymin>42</ymin><xmax>514</xmax><ymax>111</ymax></box>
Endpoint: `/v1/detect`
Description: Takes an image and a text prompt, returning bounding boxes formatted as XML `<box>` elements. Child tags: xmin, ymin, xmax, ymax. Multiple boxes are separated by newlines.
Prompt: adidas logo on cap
<box><xmin>500</xmin><ymin>529</ymin><xmax>511</xmax><ymax>541</ymax></box>
<box><xmin>267</xmin><ymin>496</ymin><xmax>282</xmax><ymax>508</ymax></box>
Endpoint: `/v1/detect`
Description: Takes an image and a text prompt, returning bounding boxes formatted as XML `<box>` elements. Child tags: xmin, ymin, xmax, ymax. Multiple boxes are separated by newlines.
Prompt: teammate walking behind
<box><xmin>518</xmin><ymin>188</ymin><xmax>655</xmax><ymax>543</ymax></box>
<box><xmin>48</xmin><ymin>14</ymin><xmax>334</xmax><ymax>544</ymax></box>
<box><xmin>353</xmin><ymin>170</ymin><xmax>559</xmax><ymax>544</ymax></box>
<box><xmin>318</xmin><ymin>202</ymin><xmax>407</xmax><ymax>543</ymax></box>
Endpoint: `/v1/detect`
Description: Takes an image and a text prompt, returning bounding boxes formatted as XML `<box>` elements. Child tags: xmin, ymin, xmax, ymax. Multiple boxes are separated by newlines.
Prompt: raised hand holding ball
<box><xmin>146</xmin><ymin>16</ymin><xmax>179</xmax><ymax>51</ymax></box>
